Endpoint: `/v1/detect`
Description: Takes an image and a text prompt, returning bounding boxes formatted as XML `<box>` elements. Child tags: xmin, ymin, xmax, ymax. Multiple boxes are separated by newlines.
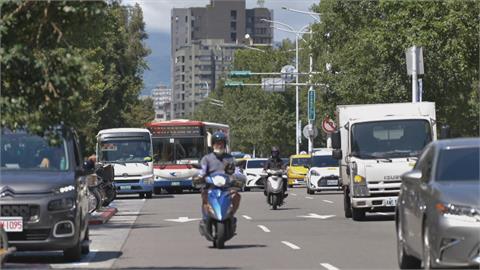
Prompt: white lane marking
<box><xmin>298</xmin><ymin>213</ymin><xmax>335</xmax><ymax>219</ymax></box>
<box><xmin>281</xmin><ymin>241</ymin><xmax>301</xmax><ymax>250</ymax></box>
<box><xmin>320</xmin><ymin>263</ymin><xmax>340</xmax><ymax>270</ymax></box>
<box><xmin>322</xmin><ymin>200</ymin><xmax>334</xmax><ymax>204</ymax></box>
<box><xmin>377</xmin><ymin>212</ymin><xmax>389</xmax><ymax>216</ymax></box>
<box><xmin>291</xmin><ymin>193</ymin><xmax>297</xmax><ymax>196</ymax></box>
<box><xmin>257</xmin><ymin>225</ymin><xmax>271</xmax><ymax>232</ymax></box>
<box><xmin>242</xmin><ymin>215</ymin><xmax>252</xmax><ymax>220</ymax></box>
<box><xmin>305</xmin><ymin>196</ymin><xmax>314</xmax><ymax>199</ymax></box>
<box><xmin>142</xmin><ymin>198</ymin><xmax>146</xmax><ymax>201</ymax></box>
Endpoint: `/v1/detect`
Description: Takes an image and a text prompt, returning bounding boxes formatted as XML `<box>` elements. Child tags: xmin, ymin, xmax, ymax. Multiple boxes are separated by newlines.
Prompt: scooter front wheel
<box><xmin>271</xmin><ymin>194</ymin><xmax>279</xmax><ymax>210</ymax></box>
<box><xmin>214</xmin><ymin>222</ymin><xmax>226</xmax><ymax>249</ymax></box>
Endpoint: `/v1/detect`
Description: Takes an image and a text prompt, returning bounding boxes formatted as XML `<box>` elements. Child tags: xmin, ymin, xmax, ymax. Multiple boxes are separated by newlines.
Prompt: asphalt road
<box><xmin>5</xmin><ymin>187</ymin><xmax>398</xmax><ymax>269</ymax></box>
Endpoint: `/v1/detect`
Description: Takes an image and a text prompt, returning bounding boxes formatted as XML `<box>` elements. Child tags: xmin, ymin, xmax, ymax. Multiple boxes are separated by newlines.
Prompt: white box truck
<box><xmin>331</xmin><ymin>102</ymin><xmax>436</xmax><ymax>220</ymax></box>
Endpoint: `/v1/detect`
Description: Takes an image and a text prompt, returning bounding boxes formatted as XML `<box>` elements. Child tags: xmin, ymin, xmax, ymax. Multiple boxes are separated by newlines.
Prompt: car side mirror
<box><xmin>332</xmin><ymin>149</ymin><xmax>342</xmax><ymax>160</ymax></box>
<box><xmin>439</xmin><ymin>125</ymin><xmax>451</xmax><ymax>139</ymax></box>
<box><xmin>332</xmin><ymin>131</ymin><xmax>341</xmax><ymax>149</ymax></box>
<box><xmin>402</xmin><ymin>170</ymin><xmax>422</xmax><ymax>183</ymax></box>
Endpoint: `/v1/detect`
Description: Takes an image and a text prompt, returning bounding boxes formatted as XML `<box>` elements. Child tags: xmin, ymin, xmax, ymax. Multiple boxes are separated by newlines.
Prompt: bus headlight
<box><xmin>143</xmin><ymin>176</ymin><xmax>154</xmax><ymax>185</ymax></box>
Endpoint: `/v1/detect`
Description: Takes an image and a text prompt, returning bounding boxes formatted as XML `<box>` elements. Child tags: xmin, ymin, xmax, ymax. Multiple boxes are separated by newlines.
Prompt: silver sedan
<box><xmin>396</xmin><ymin>137</ymin><xmax>480</xmax><ymax>269</ymax></box>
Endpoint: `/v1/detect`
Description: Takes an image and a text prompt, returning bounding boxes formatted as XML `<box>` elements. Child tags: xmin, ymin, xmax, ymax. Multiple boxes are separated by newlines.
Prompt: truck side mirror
<box><xmin>332</xmin><ymin>149</ymin><xmax>342</xmax><ymax>160</ymax></box>
<box><xmin>439</xmin><ymin>125</ymin><xmax>450</xmax><ymax>139</ymax></box>
<box><xmin>332</xmin><ymin>131</ymin><xmax>341</xmax><ymax>149</ymax></box>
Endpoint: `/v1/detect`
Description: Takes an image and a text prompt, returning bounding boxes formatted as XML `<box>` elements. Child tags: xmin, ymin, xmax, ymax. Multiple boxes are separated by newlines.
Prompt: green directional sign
<box><xmin>229</xmin><ymin>71</ymin><xmax>252</xmax><ymax>77</ymax></box>
<box><xmin>224</xmin><ymin>80</ymin><xmax>244</xmax><ymax>87</ymax></box>
<box><xmin>308</xmin><ymin>89</ymin><xmax>316</xmax><ymax>121</ymax></box>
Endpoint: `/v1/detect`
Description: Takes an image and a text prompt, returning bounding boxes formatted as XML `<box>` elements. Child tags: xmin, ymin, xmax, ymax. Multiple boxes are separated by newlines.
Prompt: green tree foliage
<box><xmin>1</xmin><ymin>1</ymin><xmax>153</xmax><ymax>153</ymax></box>
<box><xmin>194</xmin><ymin>44</ymin><xmax>299</xmax><ymax>156</ymax></box>
<box><xmin>310</xmin><ymin>0</ymin><xmax>480</xmax><ymax>137</ymax></box>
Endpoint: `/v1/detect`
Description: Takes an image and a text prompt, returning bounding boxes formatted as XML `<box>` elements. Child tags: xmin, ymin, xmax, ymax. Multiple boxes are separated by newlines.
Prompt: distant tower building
<box><xmin>151</xmin><ymin>85</ymin><xmax>172</xmax><ymax>121</ymax></box>
<box><xmin>171</xmin><ymin>0</ymin><xmax>273</xmax><ymax>118</ymax></box>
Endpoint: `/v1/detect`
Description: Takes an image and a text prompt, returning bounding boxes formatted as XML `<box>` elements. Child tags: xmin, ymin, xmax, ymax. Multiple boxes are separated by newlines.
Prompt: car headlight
<box><xmin>310</xmin><ymin>170</ymin><xmax>320</xmax><ymax>176</ymax></box>
<box><xmin>436</xmin><ymin>203</ymin><xmax>479</xmax><ymax>220</ymax></box>
<box><xmin>48</xmin><ymin>198</ymin><xmax>75</xmax><ymax>211</ymax></box>
<box><xmin>53</xmin><ymin>185</ymin><xmax>75</xmax><ymax>194</ymax></box>
<box><xmin>143</xmin><ymin>176</ymin><xmax>154</xmax><ymax>185</ymax></box>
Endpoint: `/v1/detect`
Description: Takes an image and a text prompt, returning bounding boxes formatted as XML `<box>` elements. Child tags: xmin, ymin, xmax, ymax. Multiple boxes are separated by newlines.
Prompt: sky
<box><xmin>124</xmin><ymin>0</ymin><xmax>319</xmax><ymax>94</ymax></box>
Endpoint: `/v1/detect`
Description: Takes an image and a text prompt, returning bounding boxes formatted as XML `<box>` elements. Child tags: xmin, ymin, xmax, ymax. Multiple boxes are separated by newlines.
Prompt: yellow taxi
<box><xmin>287</xmin><ymin>154</ymin><xmax>311</xmax><ymax>187</ymax></box>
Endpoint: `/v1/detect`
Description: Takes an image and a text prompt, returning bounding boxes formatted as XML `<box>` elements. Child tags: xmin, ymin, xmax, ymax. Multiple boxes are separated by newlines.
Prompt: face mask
<box><xmin>213</xmin><ymin>148</ymin><xmax>225</xmax><ymax>154</ymax></box>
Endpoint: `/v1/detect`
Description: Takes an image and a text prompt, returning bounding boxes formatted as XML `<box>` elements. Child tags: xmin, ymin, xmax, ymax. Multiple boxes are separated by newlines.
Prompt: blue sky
<box><xmin>125</xmin><ymin>0</ymin><xmax>319</xmax><ymax>95</ymax></box>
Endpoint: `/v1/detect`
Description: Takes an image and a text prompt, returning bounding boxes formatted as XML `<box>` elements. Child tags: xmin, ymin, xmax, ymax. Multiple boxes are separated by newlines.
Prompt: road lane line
<box><xmin>281</xmin><ymin>241</ymin><xmax>301</xmax><ymax>250</ymax></box>
<box><xmin>322</xmin><ymin>200</ymin><xmax>334</xmax><ymax>204</ymax></box>
<box><xmin>257</xmin><ymin>225</ymin><xmax>270</xmax><ymax>232</ymax></box>
<box><xmin>320</xmin><ymin>263</ymin><xmax>340</xmax><ymax>270</ymax></box>
<box><xmin>291</xmin><ymin>193</ymin><xmax>297</xmax><ymax>196</ymax></box>
<box><xmin>377</xmin><ymin>212</ymin><xmax>389</xmax><ymax>216</ymax></box>
<box><xmin>305</xmin><ymin>196</ymin><xmax>314</xmax><ymax>199</ymax></box>
<box><xmin>242</xmin><ymin>215</ymin><xmax>252</xmax><ymax>220</ymax></box>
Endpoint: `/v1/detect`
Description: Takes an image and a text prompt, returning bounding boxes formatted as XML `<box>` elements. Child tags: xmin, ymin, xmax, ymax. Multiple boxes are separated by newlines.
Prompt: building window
<box><xmin>230</xmin><ymin>21</ymin><xmax>236</xmax><ymax>31</ymax></box>
<box><xmin>231</xmin><ymin>10</ymin><xmax>237</xmax><ymax>20</ymax></box>
<box><xmin>230</xmin><ymin>32</ymin><xmax>237</xmax><ymax>42</ymax></box>
<box><xmin>182</xmin><ymin>94</ymin><xmax>185</xmax><ymax>100</ymax></box>
<box><xmin>185</xmin><ymin>16</ymin><xmax>188</xmax><ymax>22</ymax></box>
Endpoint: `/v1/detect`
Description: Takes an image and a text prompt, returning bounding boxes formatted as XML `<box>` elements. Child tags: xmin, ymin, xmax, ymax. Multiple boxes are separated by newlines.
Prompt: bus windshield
<box><xmin>152</xmin><ymin>137</ymin><xmax>205</xmax><ymax>164</ymax></box>
<box><xmin>99</xmin><ymin>140</ymin><xmax>152</xmax><ymax>163</ymax></box>
<box><xmin>351</xmin><ymin>119</ymin><xmax>432</xmax><ymax>159</ymax></box>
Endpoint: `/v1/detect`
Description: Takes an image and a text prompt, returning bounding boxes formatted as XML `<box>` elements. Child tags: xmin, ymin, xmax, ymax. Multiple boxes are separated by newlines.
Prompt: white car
<box><xmin>305</xmin><ymin>149</ymin><xmax>340</xmax><ymax>194</ymax></box>
<box><xmin>243</xmin><ymin>158</ymin><xmax>268</xmax><ymax>191</ymax></box>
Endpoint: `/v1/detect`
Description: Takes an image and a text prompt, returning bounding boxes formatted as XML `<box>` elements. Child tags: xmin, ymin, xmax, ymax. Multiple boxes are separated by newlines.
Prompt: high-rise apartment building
<box><xmin>171</xmin><ymin>0</ymin><xmax>273</xmax><ymax>118</ymax></box>
<box><xmin>151</xmin><ymin>84</ymin><xmax>172</xmax><ymax>121</ymax></box>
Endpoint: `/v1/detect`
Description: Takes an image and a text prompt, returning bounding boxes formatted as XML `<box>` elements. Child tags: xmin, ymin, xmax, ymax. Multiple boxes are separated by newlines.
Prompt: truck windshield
<box><xmin>311</xmin><ymin>156</ymin><xmax>338</xmax><ymax>167</ymax></box>
<box><xmin>350</xmin><ymin>119</ymin><xmax>432</xmax><ymax>159</ymax></box>
<box><xmin>0</xmin><ymin>132</ymin><xmax>69</xmax><ymax>171</ymax></box>
<box><xmin>152</xmin><ymin>137</ymin><xmax>205</xmax><ymax>164</ymax></box>
<box><xmin>99</xmin><ymin>140</ymin><xmax>152</xmax><ymax>163</ymax></box>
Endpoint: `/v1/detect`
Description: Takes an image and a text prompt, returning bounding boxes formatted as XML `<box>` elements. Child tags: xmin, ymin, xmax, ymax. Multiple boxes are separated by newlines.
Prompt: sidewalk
<box><xmin>89</xmin><ymin>206</ymin><xmax>118</xmax><ymax>225</ymax></box>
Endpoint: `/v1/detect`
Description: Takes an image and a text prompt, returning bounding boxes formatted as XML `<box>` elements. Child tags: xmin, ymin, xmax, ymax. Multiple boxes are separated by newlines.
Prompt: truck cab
<box><xmin>332</xmin><ymin>102</ymin><xmax>436</xmax><ymax>221</ymax></box>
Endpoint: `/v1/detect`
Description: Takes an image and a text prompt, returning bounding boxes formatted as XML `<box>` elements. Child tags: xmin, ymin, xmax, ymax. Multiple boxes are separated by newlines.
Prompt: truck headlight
<box><xmin>48</xmin><ymin>198</ymin><xmax>75</xmax><ymax>211</ymax></box>
<box><xmin>354</xmin><ymin>175</ymin><xmax>365</xmax><ymax>184</ymax></box>
<box><xmin>352</xmin><ymin>175</ymin><xmax>369</xmax><ymax>197</ymax></box>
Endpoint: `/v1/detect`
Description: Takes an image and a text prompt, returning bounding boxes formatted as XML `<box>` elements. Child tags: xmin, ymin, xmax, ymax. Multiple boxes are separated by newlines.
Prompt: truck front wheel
<box><xmin>352</xmin><ymin>207</ymin><xmax>366</xmax><ymax>221</ymax></box>
<box><xmin>344</xmin><ymin>188</ymin><xmax>352</xmax><ymax>218</ymax></box>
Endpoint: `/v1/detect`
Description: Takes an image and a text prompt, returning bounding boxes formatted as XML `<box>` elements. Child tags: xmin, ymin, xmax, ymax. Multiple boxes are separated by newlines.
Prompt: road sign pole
<box><xmin>412</xmin><ymin>46</ymin><xmax>418</xmax><ymax>103</ymax></box>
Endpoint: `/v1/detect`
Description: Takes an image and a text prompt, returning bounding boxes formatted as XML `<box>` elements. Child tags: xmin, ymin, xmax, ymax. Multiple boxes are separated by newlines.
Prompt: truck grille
<box><xmin>8</xmin><ymin>229</ymin><xmax>51</xmax><ymax>241</ymax></box>
<box><xmin>1</xmin><ymin>205</ymin><xmax>39</xmax><ymax>221</ymax></box>
<box><xmin>368</xmin><ymin>180</ymin><xmax>401</xmax><ymax>194</ymax></box>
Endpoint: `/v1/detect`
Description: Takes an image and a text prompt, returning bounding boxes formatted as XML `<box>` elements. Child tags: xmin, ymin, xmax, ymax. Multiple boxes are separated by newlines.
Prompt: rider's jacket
<box><xmin>263</xmin><ymin>157</ymin><xmax>285</xmax><ymax>171</ymax></box>
<box><xmin>199</xmin><ymin>152</ymin><xmax>235</xmax><ymax>177</ymax></box>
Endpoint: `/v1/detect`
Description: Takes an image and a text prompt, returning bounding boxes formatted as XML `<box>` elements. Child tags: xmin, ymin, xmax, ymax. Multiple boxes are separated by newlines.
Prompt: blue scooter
<box><xmin>198</xmin><ymin>173</ymin><xmax>243</xmax><ymax>249</ymax></box>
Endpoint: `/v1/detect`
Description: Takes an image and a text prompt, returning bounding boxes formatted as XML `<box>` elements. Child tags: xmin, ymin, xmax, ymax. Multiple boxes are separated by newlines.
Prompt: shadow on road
<box><xmin>5</xmin><ymin>250</ymin><xmax>122</xmax><ymax>266</ymax></box>
<box><xmin>207</xmin><ymin>244</ymin><xmax>267</xmax><ymax>250</ymax></box>
<box><xmin>114</xmin><ymin>267</ymin><xmax>240</xmax><ymax>270</ymax></box>
<box><xmin>359</xmin><ymin>214</ymin><xmax>395</xmax><ymax>222</ymax></box>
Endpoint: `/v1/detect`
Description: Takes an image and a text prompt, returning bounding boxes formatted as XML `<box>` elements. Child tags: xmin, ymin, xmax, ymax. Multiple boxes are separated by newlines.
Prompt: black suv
<box><xmin>0</xmin><ymin>128</ymin><xmax>90</xmax><ymax>261</ymax></box>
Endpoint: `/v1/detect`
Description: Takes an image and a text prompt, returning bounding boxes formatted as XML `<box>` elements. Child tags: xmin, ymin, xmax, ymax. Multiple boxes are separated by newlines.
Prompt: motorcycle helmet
<box><xmin>271</xmin><ymin>146</ymin><xmax>280</xmax><ymax>158</ymax></box>
<box><xmin>211</xmin><ymin>131</ymin><xmax>227</xmax><ymax>155</ymax></box>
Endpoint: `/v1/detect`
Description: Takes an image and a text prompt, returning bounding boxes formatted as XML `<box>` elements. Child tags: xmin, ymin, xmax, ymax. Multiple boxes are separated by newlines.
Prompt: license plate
<box><xmin>120</xmin><ymin>185</ymin><xmax>131</xmax><ymax>190</ymax></box>
<box><xmin>171</xmin><ymin>181</ymin><xmax>180</xmax><ymax>186</ymax></box>
<box><xmin>386</xmin><ymin>198</ymin><xmax>397</xmax><ymax>206</ymax></box>
<box><xmin>327</xmin><ymin>180</ymin><xmax>338</xmax><ymax>185</ymax></box>
<box><xmin>0</xmin><ymin>217</ymin><xmax>23</xmax><ymax>232</ymax></box>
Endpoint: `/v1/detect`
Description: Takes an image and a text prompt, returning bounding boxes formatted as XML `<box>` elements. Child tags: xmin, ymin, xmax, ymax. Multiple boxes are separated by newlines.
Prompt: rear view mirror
<box><xmin>402</xmin><ymin>170</ymin><xmax>422</xmax><ymax>183</ymax></box>
<box><xmin>439</xmin><ymin>125</ymin><xmax>451</xmax><ymax>139</ymax></box>
<box><xmin>332</xmin><ymin>149</ymin><xmax>342</xmax><ymax>160</ymax></box>
<box><xmin>332</xmin><ymin>131</ymin><xmax>341</xmax><ymax>149</ymax></box>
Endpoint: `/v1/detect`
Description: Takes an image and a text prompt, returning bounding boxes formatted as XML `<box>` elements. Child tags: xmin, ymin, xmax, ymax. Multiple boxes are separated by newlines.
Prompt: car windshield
<box><xmin>99</xmin><ymin>140</ymin><xmax>152</xmax><ymax>163</ymax></box>
<box><xmin>0</xmin><ymin>131</ymin><xmax>69</xmax><ymax>171</ymax></box>
<box><xmin>152</xmin><ymin>137</ymin><xmax>205</xmax><ymax>164</ymax></box>
<box><xmin>311</xmin><ymin>155</ymin><xmax>338</xmax><ymax>167</ymax></box>
<box><xmin>436</xmin><ymin>147</ymin><xmax>480</xmax><ymax>182</ymax></box>
<box><xmin>291</xmin><ymin>158</ymin><xmax>310</xmax><ymax>166</ymax></box>
<box><xmin>351</xmin><ymin>119</ymin><xmax>432</xmax><ymax>159</ymax></box>
<box><xmin>246</xmin><ymin>160</ymin><xmax>266</xmax><ymax>169</ymax></box>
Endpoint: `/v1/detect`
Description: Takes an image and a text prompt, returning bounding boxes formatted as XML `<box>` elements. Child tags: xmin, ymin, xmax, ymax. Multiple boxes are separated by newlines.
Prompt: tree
<box><xmin>310</xmin><ymin>0</ymin><xmax>479</xmax><ymax>137</ymax></box>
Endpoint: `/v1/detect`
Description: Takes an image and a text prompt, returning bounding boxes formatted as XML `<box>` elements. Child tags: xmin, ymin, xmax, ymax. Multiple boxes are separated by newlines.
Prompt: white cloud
<box><xmin>125</xmin><ymin>0</ymin><xmax>319</xmax><ymax>41</ymax></box>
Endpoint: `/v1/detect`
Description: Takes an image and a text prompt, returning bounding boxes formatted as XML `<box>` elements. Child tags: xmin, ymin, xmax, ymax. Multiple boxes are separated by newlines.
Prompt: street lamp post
<box><xmin>261</xmin><ymin>18</ymin><xmax>313</xmax><ymax>154</ymax></box>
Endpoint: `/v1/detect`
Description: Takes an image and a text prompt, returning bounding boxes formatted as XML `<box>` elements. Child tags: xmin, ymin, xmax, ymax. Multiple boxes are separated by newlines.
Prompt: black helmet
<box><xmin>211</xmin><ymin>131</ymin><xmax>227</xmax><ymax>145</ymax></box>
<box><xmin>271</xmin><ymin>146</ymin><xmax>280</xmax><ymax>158</ymax></box>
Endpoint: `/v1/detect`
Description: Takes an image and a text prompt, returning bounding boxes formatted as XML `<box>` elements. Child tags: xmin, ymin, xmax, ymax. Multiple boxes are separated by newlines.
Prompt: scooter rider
<box><xmin>263</xmin><ymin>146</ymin><xmax>288</xmax><ymax>195</ymax></box>
<box><xmin>194</xmin><ymin>131</ymin><xmax>241</xmax><ymax>216</ymax></box>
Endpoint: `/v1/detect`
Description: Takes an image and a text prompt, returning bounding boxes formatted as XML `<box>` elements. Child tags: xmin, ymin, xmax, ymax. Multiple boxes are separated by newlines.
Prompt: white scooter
<box><xmin>261</xmin><ymin>169</ymin><xmax>287</xmax><ymax>210</ymax></box>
